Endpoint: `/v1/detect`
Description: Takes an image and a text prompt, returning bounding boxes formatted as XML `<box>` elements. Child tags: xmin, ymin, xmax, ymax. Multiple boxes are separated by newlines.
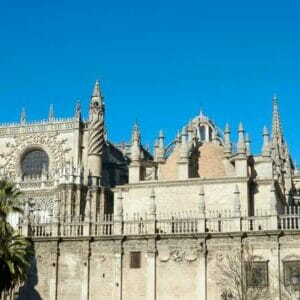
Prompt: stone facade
<box><xmin>2</xmin><ymin>84</ymin><xmax>300</xmax><ymax>300</ymax></box>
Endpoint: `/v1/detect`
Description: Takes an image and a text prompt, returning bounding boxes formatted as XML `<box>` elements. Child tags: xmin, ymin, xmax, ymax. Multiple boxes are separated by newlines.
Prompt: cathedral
<box><xmin>2</xmin><ymin>81</ymin><xmax>300</xmax><ymax>300</ymax></box>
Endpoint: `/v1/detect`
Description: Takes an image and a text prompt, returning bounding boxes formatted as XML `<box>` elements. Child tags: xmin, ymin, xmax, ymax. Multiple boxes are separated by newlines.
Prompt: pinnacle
<box><xmin>224</xmin><ymin>123</ymin><xmax>230</xmax><ymax>133</ymax></box>
<box><xmin>92</xmin><ymin>80</ymin><xmax>101</xmax><ymax>97</ymax></box>
<box><xmin>234</xmin><ymin>185</ymin><xmax>240</xmax><ymax>194</ymax></box>
<box><xmin>238</xmin><ymin>122</ymin><xmax>244</xmax><ymax>132</ymax></box>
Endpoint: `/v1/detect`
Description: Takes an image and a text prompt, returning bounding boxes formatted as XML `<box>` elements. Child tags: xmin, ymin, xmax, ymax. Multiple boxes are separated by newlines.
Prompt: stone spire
<box><xmin>198</xmin><ymin>185</ymin><xmax>205</xmax><ymax>216</ymax></box>
<box><xmin>245</xmin><ymin>133</ymin><xmax>251</xmax><ymax>156</ymax></box>
<box><xmin>187</xmin><ymin>120</ymin><xmax>193</xmax><ymax>143</ymax></box>
<box><xmin>149</xmin><ymin>188</ymin><xmax>156</xmax><ymax>215</ymax></box>
<box><xmin>233</xmin><ymin>185</ymin><xmax>241</xmax><ymax>216</ymax></box>
<box><xmin>20</xmin><ymin>107</ymin><xmax>26</xmax><ymax>126</ymax></box>
<box><xmin>84</xmin><ymin>190</ymin><xmax>91</xmax><ymax>220</ymax></box>
<box><xmin>237</xmin><ymin>122</ymin><xmax>246</xmax><ymax>155</ymax></box>
<box><xmin>75</xmin><ymin>100</ymin><xmax>81</xmax><ymax>120</ymax></box>
<box><xmin>157</xmin><ymin>129</ymin><xmax>165</xmax><ymax>162</ymax></box>
<box><xmin>115</xmin><ymin>188</ymin><xmax>123</xmax><ymax>216</ymax></box>
<box><xmin>91</xmin><ymin>80</ymin><xmax>104</xmax><ymax>109</ymax></box>
<box><xmin>87</xmin><ymin>81</ymin><xmax>105</xmax><ymax>186</ymax></box>
<box><xmin>271</xmin><ymin>94</ymin><xmax>284</xmax><ymax>146</ymax></box>
<box><xmin>49</xmin><ymin>104</ymin><xmax>54</xmax><ymax>122</ymax></box>
<box><xmin>223</xmin><ymin>123</ymin><xmax>231</xmax><ymax>157</ymax></box>
<box><xmin>262</xmin><ymin>126</ymin><xmax>271</xmax><ymax>157</ymax></box>
<box><xmin>180</xmin><ymin>127</ymin><xmax>188</xmax><ymax>159</ymax></box>
<box><xmin>131</xmin><ymin>121</ymin><xmax>141</xmax><ymax>162</ymax></box>
<box><xmin>270</xmin><ymin>181</ymin><xmax>277</xmax><ymax>213</ymax></box>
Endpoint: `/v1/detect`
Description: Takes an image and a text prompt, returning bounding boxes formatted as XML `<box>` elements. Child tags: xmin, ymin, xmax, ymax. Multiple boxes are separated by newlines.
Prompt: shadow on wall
<box><xmin>18</xmin><ymin>245</ymin><xmax>42</xmax><ymax>300</ymax></box>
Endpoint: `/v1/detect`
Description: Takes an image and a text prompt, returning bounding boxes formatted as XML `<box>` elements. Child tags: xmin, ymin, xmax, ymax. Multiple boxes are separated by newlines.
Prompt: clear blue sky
<box><xmin>0</xmin><ymin>0</ymin><xmax>300</xmax><ymax>161</ymax></box>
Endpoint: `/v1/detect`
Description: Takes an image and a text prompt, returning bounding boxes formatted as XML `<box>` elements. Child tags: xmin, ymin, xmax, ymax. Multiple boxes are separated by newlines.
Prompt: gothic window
<box><xmin>130</xmin><ymin>252</ymin><xmax>141</xmax><ymax>269</ymax></box>
<box><xmin>283</xmin><ymin>260</ymin><xmax>300</xmax><ymax>286</ymax></box>
<box><xmin>200</xmin><ymin>126</ymin><xmax>206</xmax><ymax>141</ymax></box>
<box><xmin>246</xmin><ymin>261</ymin><xmax>268</xmax><ymax>287</ymax></box>
<box><xmin>21</xmin><ymin>149</ymin><xmax>49</xmax><ymax>178</ymax></box>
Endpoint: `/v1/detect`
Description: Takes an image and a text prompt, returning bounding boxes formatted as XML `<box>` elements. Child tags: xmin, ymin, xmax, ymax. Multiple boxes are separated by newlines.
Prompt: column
<box><xmin>81</xmin><ymin>242</ymin><xmax>90</xmax><ymax>300</ymax></box>
<box><xmin>113</xmin><ymin>243</ymin><xmax>123</xmax><ymax>300</ymax></box>
<box><xmin>198</xmin><ymin>244</ymin><xmax>207</xmax><ymax>300</ymax></box>
<box><xmin>146</xmin><ymin>239</ymin><xmax>156</xmax><ymax>300</ymax></box>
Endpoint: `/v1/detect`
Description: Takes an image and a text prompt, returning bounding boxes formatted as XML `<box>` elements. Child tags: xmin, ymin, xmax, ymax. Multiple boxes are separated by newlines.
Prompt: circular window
<box><xmin>21</xmin><ymin>149</ymin><xmax>49</xmax><ymax>178</ymax></box>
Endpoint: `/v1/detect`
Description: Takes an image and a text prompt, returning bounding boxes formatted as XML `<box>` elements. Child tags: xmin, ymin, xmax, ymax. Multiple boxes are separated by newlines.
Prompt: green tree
<box><xmin>0</xmin><ymin>179</ymin><xmax>23</xmax><ymax>220</ymax></box>
<box><xmin>0</xmin><ymin>178</ymin><xmax>34</xmax><ymax>295</ymax></box>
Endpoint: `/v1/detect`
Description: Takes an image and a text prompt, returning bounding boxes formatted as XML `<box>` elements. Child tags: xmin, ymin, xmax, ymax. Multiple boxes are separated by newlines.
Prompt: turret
<box><xmin>235</xmin><ymin>123</ymin><xmax>248</xmax><ymax>177</ymax></box>
<box><xmin>131</xmin><ymin>121</ymin><xmax>141</xmax><ymax>162</ymax></box>
<box><xmin>177</xmin><ymin>127</ymin><xmax>189</xmax><ymax>179</ymax></box>
<box><xmin>75</xmin><ymin>100</ymin><xmax>81</xmax><ymax>121</ymax></box>
<box><xmin>262</xmin><ymin>126</ymin><xmax>271</xmax><ymax>158</ymax></box>
<box><xmin>49</xmin><ymin>104</ymin><xmax>54</xmax><ymax>122</ymax></box>
<box><xmin>87</xmin><ymin>80</ymin><xmax>105</xmax><ymax>186</ymax></box>
<box><xmin>223</xmin><ymin>123</ymin><xmax>231</xmax><ymax>157</ymax></box>
<box><xmin>245</xmin><ymin>133</ymin><xmax>251</xmax><ymax>156</ymax></box>
<box><xmin>129</xmin><ymin>122</ymin><xmax>142</xmax><ymax>183</ymax></box>
<box><xmin>237</xmin><ymin>122</ymin><xmax>246</xmax><ymax>156</ymax></box>
<box><xmin>20</xmin><ymin>107</ymin><xmax>26</xmax><ymax>126</ymax></box>
<box><xmin>157</xmin><ymin>129</ymin><xmax>165</xmax><ymax>162</ymax></box>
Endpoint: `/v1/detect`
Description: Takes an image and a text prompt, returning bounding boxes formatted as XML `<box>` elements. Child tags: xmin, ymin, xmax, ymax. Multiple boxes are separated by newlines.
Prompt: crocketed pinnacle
<box><xmin>91</xmin><ymin>80</ymin><xmax>104</xmax><ymax>108</ymax></box>
<box><xmin>271</xmin><ymin>94</ymin><xmax>284</xmax><ymax>144</ymax></box>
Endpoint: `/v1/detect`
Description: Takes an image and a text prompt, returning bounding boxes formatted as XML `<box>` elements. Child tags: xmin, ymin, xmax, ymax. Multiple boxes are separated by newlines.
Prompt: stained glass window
<box><xmin>21</xmin><ymin>149</ymin><xmax>49</xmax><ymax>177</ymax></box>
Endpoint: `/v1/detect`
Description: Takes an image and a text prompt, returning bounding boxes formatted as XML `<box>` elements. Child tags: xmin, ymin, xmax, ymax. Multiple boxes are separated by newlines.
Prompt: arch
<box><xmin>17</xmin><ymin>145</ymin><xmax>51</xmax><ymax>179</ymax></box>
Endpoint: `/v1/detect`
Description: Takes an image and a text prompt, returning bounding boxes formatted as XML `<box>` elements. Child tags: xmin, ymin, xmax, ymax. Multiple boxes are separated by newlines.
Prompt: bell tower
<box><xmin>87</xmin><ymin>80</ymin><xmax>105</xmax><ymax>186</ymax></box>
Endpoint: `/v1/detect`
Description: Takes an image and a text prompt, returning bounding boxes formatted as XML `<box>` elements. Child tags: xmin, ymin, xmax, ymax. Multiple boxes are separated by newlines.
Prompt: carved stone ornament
<box><xmin>159</xmin><ymin>248</ymin><xmax>202</xmax><ymax>263</ymax></box>
<box><xmin>184</xmin><ymin>249</ymin><xmax>201</xmax><ymax>262</ymax></box>
<box><xmin>232</xmin><ymin>247</ymin><xmax>241</xmax><ymax>257</ymax></box>
<box><xmin>215</xmin><ymin>251</ymin><xmax>224</xmax><ymax>262</ymax></box>
<box><xmin>0</xmin><ymin>132</ymin><xmax>69</xmax><ymax>178</ymax></box>
<box><xmin>171</xmin><ymin>250</ymin><xmax>185</xmax><ymax>262</ymax></box>
<box><xmin>158</xmin><ymin>249</ymin><xmax>171</xmax><ymax>262</ymax></box>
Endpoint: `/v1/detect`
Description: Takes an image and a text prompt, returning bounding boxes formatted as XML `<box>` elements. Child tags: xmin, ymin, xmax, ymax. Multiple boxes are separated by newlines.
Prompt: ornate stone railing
<box><xmin>18</xmin><ymin>207</ymin><xmax>300</xmax><ymax>238</ymax></box>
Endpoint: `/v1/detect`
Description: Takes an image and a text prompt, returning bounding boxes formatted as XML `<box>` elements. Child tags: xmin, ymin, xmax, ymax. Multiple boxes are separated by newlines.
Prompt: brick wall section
<box><xmin>159</xmin><ymin>142</ymin><xmax>226</xmax><ymax>181</ymax></box>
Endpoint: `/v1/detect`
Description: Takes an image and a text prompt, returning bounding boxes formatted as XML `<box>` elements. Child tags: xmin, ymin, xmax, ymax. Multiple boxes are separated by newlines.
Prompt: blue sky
<box><xmin>0</xmin><ymin>0</ymin><xmax>300</xmax><ymax>162</ymax></box>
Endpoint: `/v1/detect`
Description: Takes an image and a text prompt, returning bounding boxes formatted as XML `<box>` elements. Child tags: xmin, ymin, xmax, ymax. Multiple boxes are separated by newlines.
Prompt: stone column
<box><xmin>81</xmin><ymin>242</ymin><xmax>90</xmax><ymax>300</ymax></box>
<box><xmin>146</xmin><ymin>240</ymin><xmax>156</xmax><ymax>300</ymax></box>
<box><xmin>198</xmin><ymin>243</ymin><xmax>207</xmax><ymax>300</ymax></box>
<box><xmin>113</xmin><ymin>243</ymin><xmax>123</xmax><ymax>300</ymax></box>
<box><xmin>49</xmin><ymin>242</ymin><xmax>59</xmax><ymax>300</ymax></box>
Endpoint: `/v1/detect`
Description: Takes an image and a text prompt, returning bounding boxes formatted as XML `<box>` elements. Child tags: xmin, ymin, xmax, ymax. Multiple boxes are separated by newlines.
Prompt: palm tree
<box><xmin>0</xmin><ymin>222</ymin><xmax>33</xmax><ymax>294</ymax></box>
<box><xmin>0</xmin><ymin>179</ymin><xmax>23</xmax><ymax>220</ymax></box>
<box><xmin>0</xmin><ymin>178</ymin><xmax>34</xmax><ymax>296</ymax></box>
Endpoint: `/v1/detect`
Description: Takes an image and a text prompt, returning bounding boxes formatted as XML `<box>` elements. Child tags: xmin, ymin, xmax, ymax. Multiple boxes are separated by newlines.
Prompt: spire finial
<box><xmin>224</xmin><ymin>123</ymin><xmax>231</xmax><ymax>157</ymax></box>
<box><xmin>20</xmin><ymin>107</ymin><xmax>26</xmax><ymax>125</ymax></box>
<box><xmin>237</xmin><ymin>122</ymin><xmax>246</xmax><ymax>155</ymax></box>
<box><xmin>75</xmin><ymin>100</ymin><xmax>81</xmax><ymax>120</ymax></box>
<box><xmin>49</xmin><ymin>104</ymin><xmax>54</xmax><ymax>122</ymax></box>
<box><xmin>272</xmin><ymin>93</ymin><xmax>283</xmax><ymax>143</ymax></box>
<box><xmin>262</xmin><ymin>126</ymin><xmax>271</xmax><ymax>157</ymax></box>
<box><xmin>93</xmin><ymin>80</ymin><xmax>101</xmax><ymax>97</ymax></box>
<box><xmin>90</xmin><ymin>80</ymin><xmax>104</xmax><ymax>110</ymax></box>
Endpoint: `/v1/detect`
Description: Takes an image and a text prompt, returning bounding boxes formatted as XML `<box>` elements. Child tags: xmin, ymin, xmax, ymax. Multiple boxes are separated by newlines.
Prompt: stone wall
<box><xmin>18</xmin><ymin>232</ymin><xmax>300</xmax><ymax>300</ymax></box>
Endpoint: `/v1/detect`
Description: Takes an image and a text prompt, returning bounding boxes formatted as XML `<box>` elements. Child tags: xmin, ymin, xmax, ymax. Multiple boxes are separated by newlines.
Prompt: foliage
<box><xmin>0</xmin><ymin>178</ymin><xmax>34</xmax><ymax>295</ymax></box>
<box><xmin>213</xmin><ymin>248</ymin><xmax>267</xmax><ymax>300</ymax></box>
<box><xmin>0</xmin><ymin>179</ymin><xmax>23</xmax><ymax>220</ymax></box>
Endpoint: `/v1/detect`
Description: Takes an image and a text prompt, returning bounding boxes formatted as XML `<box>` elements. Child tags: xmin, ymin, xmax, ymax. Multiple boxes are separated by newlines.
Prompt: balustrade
<box><xmin>17</xmin><ymin>206</ymin><xmax>300</xmax><ymax>238</ymax></box>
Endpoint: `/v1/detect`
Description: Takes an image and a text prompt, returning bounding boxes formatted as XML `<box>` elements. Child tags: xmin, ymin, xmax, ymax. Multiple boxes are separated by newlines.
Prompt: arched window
<box><xmin>21</xmin><ymin>149</ymin><xmax>49</xmax><ymax>178</ymax></box>
<box><xmin>200</xmin><ymin>126</ymin><xmax>206</xmax><ymax>141</ymax></box>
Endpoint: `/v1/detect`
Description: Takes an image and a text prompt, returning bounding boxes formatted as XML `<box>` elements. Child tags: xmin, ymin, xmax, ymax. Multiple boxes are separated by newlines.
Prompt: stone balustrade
<box><xmin>17</xmin><ymin>207</ymin><xmax>300</xmax><ymax>238</ymax></box>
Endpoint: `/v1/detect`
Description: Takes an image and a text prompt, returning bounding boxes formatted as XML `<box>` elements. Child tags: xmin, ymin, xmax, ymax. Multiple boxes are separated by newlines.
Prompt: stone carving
<box><xmin>215</xmin><ymin>251</ymin><xmax>224</xmax><ymax>262</ymax></box>
<box><xmin>184</xmin><ymin>249</ymin><xmax>201</xmax><ymax>262</ymax></box>
<box><xmin>159</xmin><ymin>249</ymin><xmax>201</xmax><ymax>263</ymax></box>
<box><xmin>0</xmin><ymin>132</ymin><xmax>68</xmax><ymax>178</ymax></box>
<box><xmin>88</xmin><ymin>115</ymin><xmax>104</xmax><ymax>156</ymax></box>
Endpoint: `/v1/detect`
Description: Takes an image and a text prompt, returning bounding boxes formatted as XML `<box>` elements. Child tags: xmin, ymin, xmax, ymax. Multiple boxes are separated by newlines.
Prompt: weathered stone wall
<box><xmin>18</xmin><ymin>232</ymin><xmax>300</xmax><ymax>300</ymax></box>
